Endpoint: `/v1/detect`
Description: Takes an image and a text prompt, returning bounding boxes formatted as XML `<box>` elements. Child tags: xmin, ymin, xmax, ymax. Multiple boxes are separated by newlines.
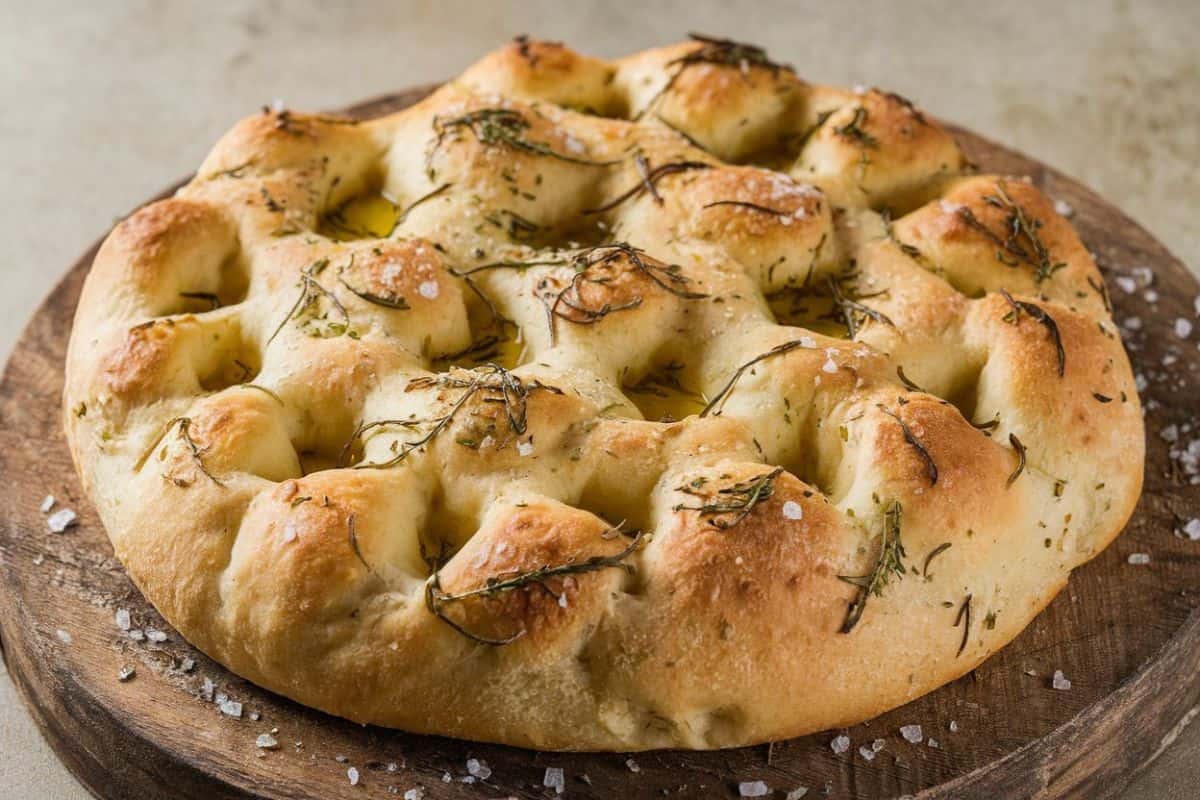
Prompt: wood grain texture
<box><xmin>1</xmin><ymin>86</ymin><xmax>1198</xmax><ymax>800</ymax></box>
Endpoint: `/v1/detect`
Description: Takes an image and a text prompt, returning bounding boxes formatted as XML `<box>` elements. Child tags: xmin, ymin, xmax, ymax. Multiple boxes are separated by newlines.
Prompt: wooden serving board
<box><xmin>2</xmin><ymin>87</ymin><xmax>1199</xmax><ymax>800</ymax></box>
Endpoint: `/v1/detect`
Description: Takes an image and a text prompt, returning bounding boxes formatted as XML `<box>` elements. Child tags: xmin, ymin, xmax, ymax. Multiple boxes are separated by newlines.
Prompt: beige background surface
<box><xmin>1</xmin><ymin>1</ymin><xmax>1196</xmax><ymax>798</ymax></box>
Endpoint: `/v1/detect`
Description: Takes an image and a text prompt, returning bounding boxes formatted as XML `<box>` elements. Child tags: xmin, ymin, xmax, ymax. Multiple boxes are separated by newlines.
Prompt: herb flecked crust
<box><xmin>63</xmin><ymin>34</ymin><xmax>1143</xmax><ymax>750</ymax></box>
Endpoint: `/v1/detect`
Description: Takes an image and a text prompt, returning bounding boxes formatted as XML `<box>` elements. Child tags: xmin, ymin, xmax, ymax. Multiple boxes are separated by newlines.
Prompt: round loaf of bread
<box><xmin>64</xmin><ymin>36</ymin><xmax>1143</xmax><ymax>750</ymax></box>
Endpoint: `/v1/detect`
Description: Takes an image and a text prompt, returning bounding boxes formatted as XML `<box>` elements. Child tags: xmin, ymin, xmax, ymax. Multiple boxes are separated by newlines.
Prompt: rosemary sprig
<box><xmin>322</xmin><ymin>183</ymin><xmax>452</xmax><ymax>240</ymax></box>
<box><xmin>922</xmin><ymin>542</ymin><xmax>952</xmax><ymax>581</ymax></box>
<box><xmin>652</xmin><ymin>114</ymin><xmax>711</xmax><ymax>152</ymax></box>
<box><xmin>674</xmin><ymin>467</ymin><xmax>784</xmax><ymax>530</ymax></box>
<box><xmin>453</xmin><ymin>244</ymin><xmax>703</xmax><ymax>343</ymax></box>
<box><xmin>134</xmin><ymin>417</ymin><xmax>223</xmax><ymax>487</ymax></box>
<box><xmin>583</xmin><ymin>159</ymin><xmax>710</xmax><ymax>214</ymax></box>
<box><xmin>337</xmin><ymin>256</ymin><xmax>411</xmax><ymax>310</ymax></box>
<box><xmin>639</xmin><ymin>34</ymin><xmax>792</xmax><ymax>117</ymax></box>
<box><xmin>344</xmin><ymin>364</ymin><xmax>560</xmax><ymax>469</ymax></box>
<box><xmin>970</xmin><ymin>414</ymin><xmax>1000</xmax><ymax>433</ymax></box>
<box><xmin>347</xmin><ymin>514</ymin><xmax>381</xmax><ymax>580</ymax></box>
<box><xmin>701</xmin><ymin>200</ymin><xmax>791</xmax><ymax>216</ymax></box>
<box><xmin>178</xmin><ymin>291</ymin><xmax>221</xmax><ymax>310</ymax></box>
<box><xmin>825</xmin><ymin>276</ymin><xmax>894</xmax><ymax>340</ymax></box>
<box><xmin>954</xmin><ymin>593</ymin><xmax>973</xmax><ymax>656</ymax></box>
<box><xmin>956</xmin><ymin>182</ymin><xmax>1066</xmax><ymax>283</ymax></box>
<box><xmin>540</xmin><ymin>243</ymin><xmax>707</xmax><ymax>342</ymax></box>
<box><xmin>204</xmin><ymin>160</ymin><xmax>255</xmax><ymax>181</ymax></box>
<box><xmin>999</xmin><ymin>288</ymin><xmax>1065</xmax><ymax>377</ymax></box>
<box><xmin>896</xmin><ymin>366</ymin><xmax>925</xmax><ymax>393</ymax></box>
<box><xmin>701</xmin><ymin>338</ymin><xmax>815</xmax><ymax>417</ymax></box>
<box><xmin>239</xmin><ymin>383</ymin><xmax>284</xmax><ymax>404</ymax></box>
<box><xmin>431</xmin><ymin>108</ymin><xmax>617</xmax><ymax>166</ymax></box>
<box><xmin>1087</xmin><ymin>275</ymin><xmax>1112</xmax><ymax>313</ymax></box>
<box><xmin>839</xmin><ymin>500</ymin><xmax>906</xmax><ymax>633</ymax></box>
<box><xmin>833</xmin><ymin>107</ymin><xmax>878</xmax><ymax>148</ymax></box>
<box><xmin>1007</xmin><ymin>432</ymin><xmax>1027</xmax><ymax>487</ymax></box>
<box><xmin>397</xmin><ymin>182</ymin><xmax>452</xmax><ymax>225</ymax></box>
<box><xmin>425</xmin><ymin>529</ymin><xmax>643</xmax><ymax>645</ymax></box>
<box><xmin>266</xmin><ymin>258</ymin><xmax>351</xmax><ymax>344</ymax></box>
<box><xmin>483</xmin><ymin>208</ymin><xmax>541</xmax><ymax>242</ymax></box>
<box><xmin>878</xmin><ymin>404</ymin><xmax>938</xmax><ymax>486</ymax></box>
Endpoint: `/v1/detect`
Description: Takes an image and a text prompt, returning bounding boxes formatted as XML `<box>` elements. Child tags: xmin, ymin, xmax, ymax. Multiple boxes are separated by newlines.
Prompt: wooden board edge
<box><xmin>0</xmin><ymin>85</ymin><xmax>1195</xmax><ymax>800</ymax></box>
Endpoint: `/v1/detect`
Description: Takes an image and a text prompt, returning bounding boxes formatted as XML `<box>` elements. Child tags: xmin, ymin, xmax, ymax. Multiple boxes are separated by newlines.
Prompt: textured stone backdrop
<box><xmin>1</xmin><ymin>1</ymin><xmax>1196</xmax><ymax>798</ymax></box>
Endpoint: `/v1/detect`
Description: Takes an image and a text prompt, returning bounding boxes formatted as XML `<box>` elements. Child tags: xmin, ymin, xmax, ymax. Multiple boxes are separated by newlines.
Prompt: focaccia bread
<box><xmin>64</xmin><ymin>36</ymin><xmax>1143</xmax><ymax>750</ymax></box>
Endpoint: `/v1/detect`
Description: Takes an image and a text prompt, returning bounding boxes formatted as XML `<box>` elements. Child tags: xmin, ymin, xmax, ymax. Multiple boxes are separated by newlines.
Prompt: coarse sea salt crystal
<box><xmin>928</xmin><ymin>737</ymin><xmax>940</xmax><ymax>748</ymax></box>
<box><xmin>219</xmin><ymin>698</ymin><xmax>243</xmax><ymax>718</ymax></box>
<box><xmin>1181</xmin><ymin>518</ymin><xmax>1200</xmax><ymax>541</ymax></box>
<box><xmin>1053</xmin><ymin>199</ymin><xmax>1075</xmax><ymax>218</ymax></box>
<box><xmin>949</xmin><ymin>720</ymin><xmax>959</xmax><ymax>732</ymax></box>
<box><xmin>786</xmin><ymin>789</ymin><xmax>809</xmax><ymax>800</ymax></box>
<box><xmin>466</xmin><ymin>758</ymin><xmax>491</xmax><ymax>779</ymax></box>
<box><xmin>782</xmin><ymin>501</ymin><xmax>803</xmax><ymax>521</ymax></box>
<box><xmin>900</xmin><ymin>724</ymin><xmax>923</xmax><ymax>743</ymax></box>
<box><xmin>347</xmin><ymin>766</ymin><xmax>360</xmax><ymax>786</ymax></box>
<box><xmin>146</xmin><ymin>629</ymin><xmax>168</xmax><ymax>643</ymax></box>
<box><xmin>830</xmin><ymin>735</ymin><xmax>850</xmax><ymax>754</ymax></box>
<box><xmin>821</xmin><ymin>355</ymin><xmax>838</xmax><ymax>374</ymax></box>
<box><xmin>1127</xmin><ymin>553</ymin><xmax>1151</xmax><ymax>565</ymax></box>
<box><xmin>1052</xmin><ymin>669</ymin><xmax>1072</xmax><ymax>690</ymax></box>
<box><xmin>418</xmin><ymin>280</ymin><xmax>439</xmax><ymax>300</ymax></box>
<box><xmin>115</xmin><ymin>608</ymin><xmax>132</xmax><ymax>631</ymax></box>
<box><xmin>256</xmin><ymin>733</ymin><xmax>278</xmax><ymax>749</ymax></box>
<box><xmin>543</xmin><ymin>767</ymin><xmax>565</xmax><ymax>794</ymax></box>
<box><xmin>282</xmin><ymin>523</ymin><xmax>298</xmax><ymax>544</ymax></box>
<box><xmin>1176</xmin><ymin>318</ymin><xmax>1194</xmax><ymax>339</ymax></box>
<box><xmin>1115</xmin><ymin>276</ymin><xmax>1137</xmax><ymax>294</ymax></box>
<box><xmin>55</xmin><ymin>629</ymin><xmax>72</xmax><ymax>644</ymax></box>
<box><xmin>403</xmin><ymin>789</ymin><xmax>424</xmax><ymax>800</ymax></box>
<box><xmin>858</xmin><ymin>745</ymin><xmax>876</xmax><ymax>761</ymax></box>
<box><xmin>517</xmin><ymin>440</ymin><xmax>534</xmax><ymax>457</ymax></box>
<box><xmin>739</xmin><ymin>781</ymin><xmax>770</xmax><ymax>797</ymax></box>
<box><xmin>118</xmin><ymin>665</ymin><xmax>136</xmax><ymax>682</ymax></box>
<box><xmin>39</xmin><ymin>495</ymin><xmax>55</xmax><ymax>513</ymax></box>
<box><xmin>47</xmin><ymin>508</ymin><xmax>77</xmax><ymax>533</ymax></box>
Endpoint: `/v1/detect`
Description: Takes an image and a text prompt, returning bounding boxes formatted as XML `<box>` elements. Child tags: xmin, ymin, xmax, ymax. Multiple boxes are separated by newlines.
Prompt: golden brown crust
<box><xmin>64</xmin><ymin>35</ymin><xmax>1143</xmax><ymax>750</ymax></box>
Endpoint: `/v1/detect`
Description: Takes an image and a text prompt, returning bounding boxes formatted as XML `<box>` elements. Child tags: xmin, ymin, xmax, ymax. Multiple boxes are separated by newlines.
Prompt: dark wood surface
<box><xmin>1</xmin><ymin>86</ymin><xmax>1198</xmax><ymax>800</ymax></box>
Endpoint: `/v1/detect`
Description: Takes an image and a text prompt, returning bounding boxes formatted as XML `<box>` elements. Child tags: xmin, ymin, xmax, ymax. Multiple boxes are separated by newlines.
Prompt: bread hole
<box><xmin>476</xmin><ymin>207</ymin><xmax>612</xmax><ymax>252</ymax></box>
<box><xmin>432</xmin><ymin>316</ymin><xmax>525</xmax><ymax>374</ymax></box>
<box><xmin>767</xmin><ymin>287</ymin><xmax>846</xmax><ymax>339</ymax></box>
<box><xmin>196</xmin><ymin>321</ymin><xmax>262</xmax><ymax>393</ymax></box>
<box><xmin>415</xmin><ymin>485</ymin><xmax>486</xmax><ymax>569</ymax></box>
<box><xmin>164</xmin><ymin>251</ymin><xmax>251</xmax><ymax>317</ymax></box>
<box><xmin>622</xmin><ymin>360</ymin><xmax>706</xmax><ymax>423</ymax></box>
<box><xmin>944</xmin><ymin>362</ymin><xmax>992</xmax><ymax>432</ymax></box>
<box><xmin>766</xmin><ymin>263</ymin><xmax>894</xmax><ymax>341</ymax></box>
<box><xmin>784</xmin><ymin>442</ymin><xmax>842</xmax><ymax>503</ymax></box>
<box><xmin>316</xmin><ymin>161</ymin><xmax>405</xmax><ymax>241</ymax></box>
<box><xmin>694</xmin><ymin>706</ymin><xmax>747</xmax><ymax>749</ymax></box>
<box><xmin>294</xmin><ymin>415</ymin><xmax>366</xmax><ymax>477</ymax></box>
